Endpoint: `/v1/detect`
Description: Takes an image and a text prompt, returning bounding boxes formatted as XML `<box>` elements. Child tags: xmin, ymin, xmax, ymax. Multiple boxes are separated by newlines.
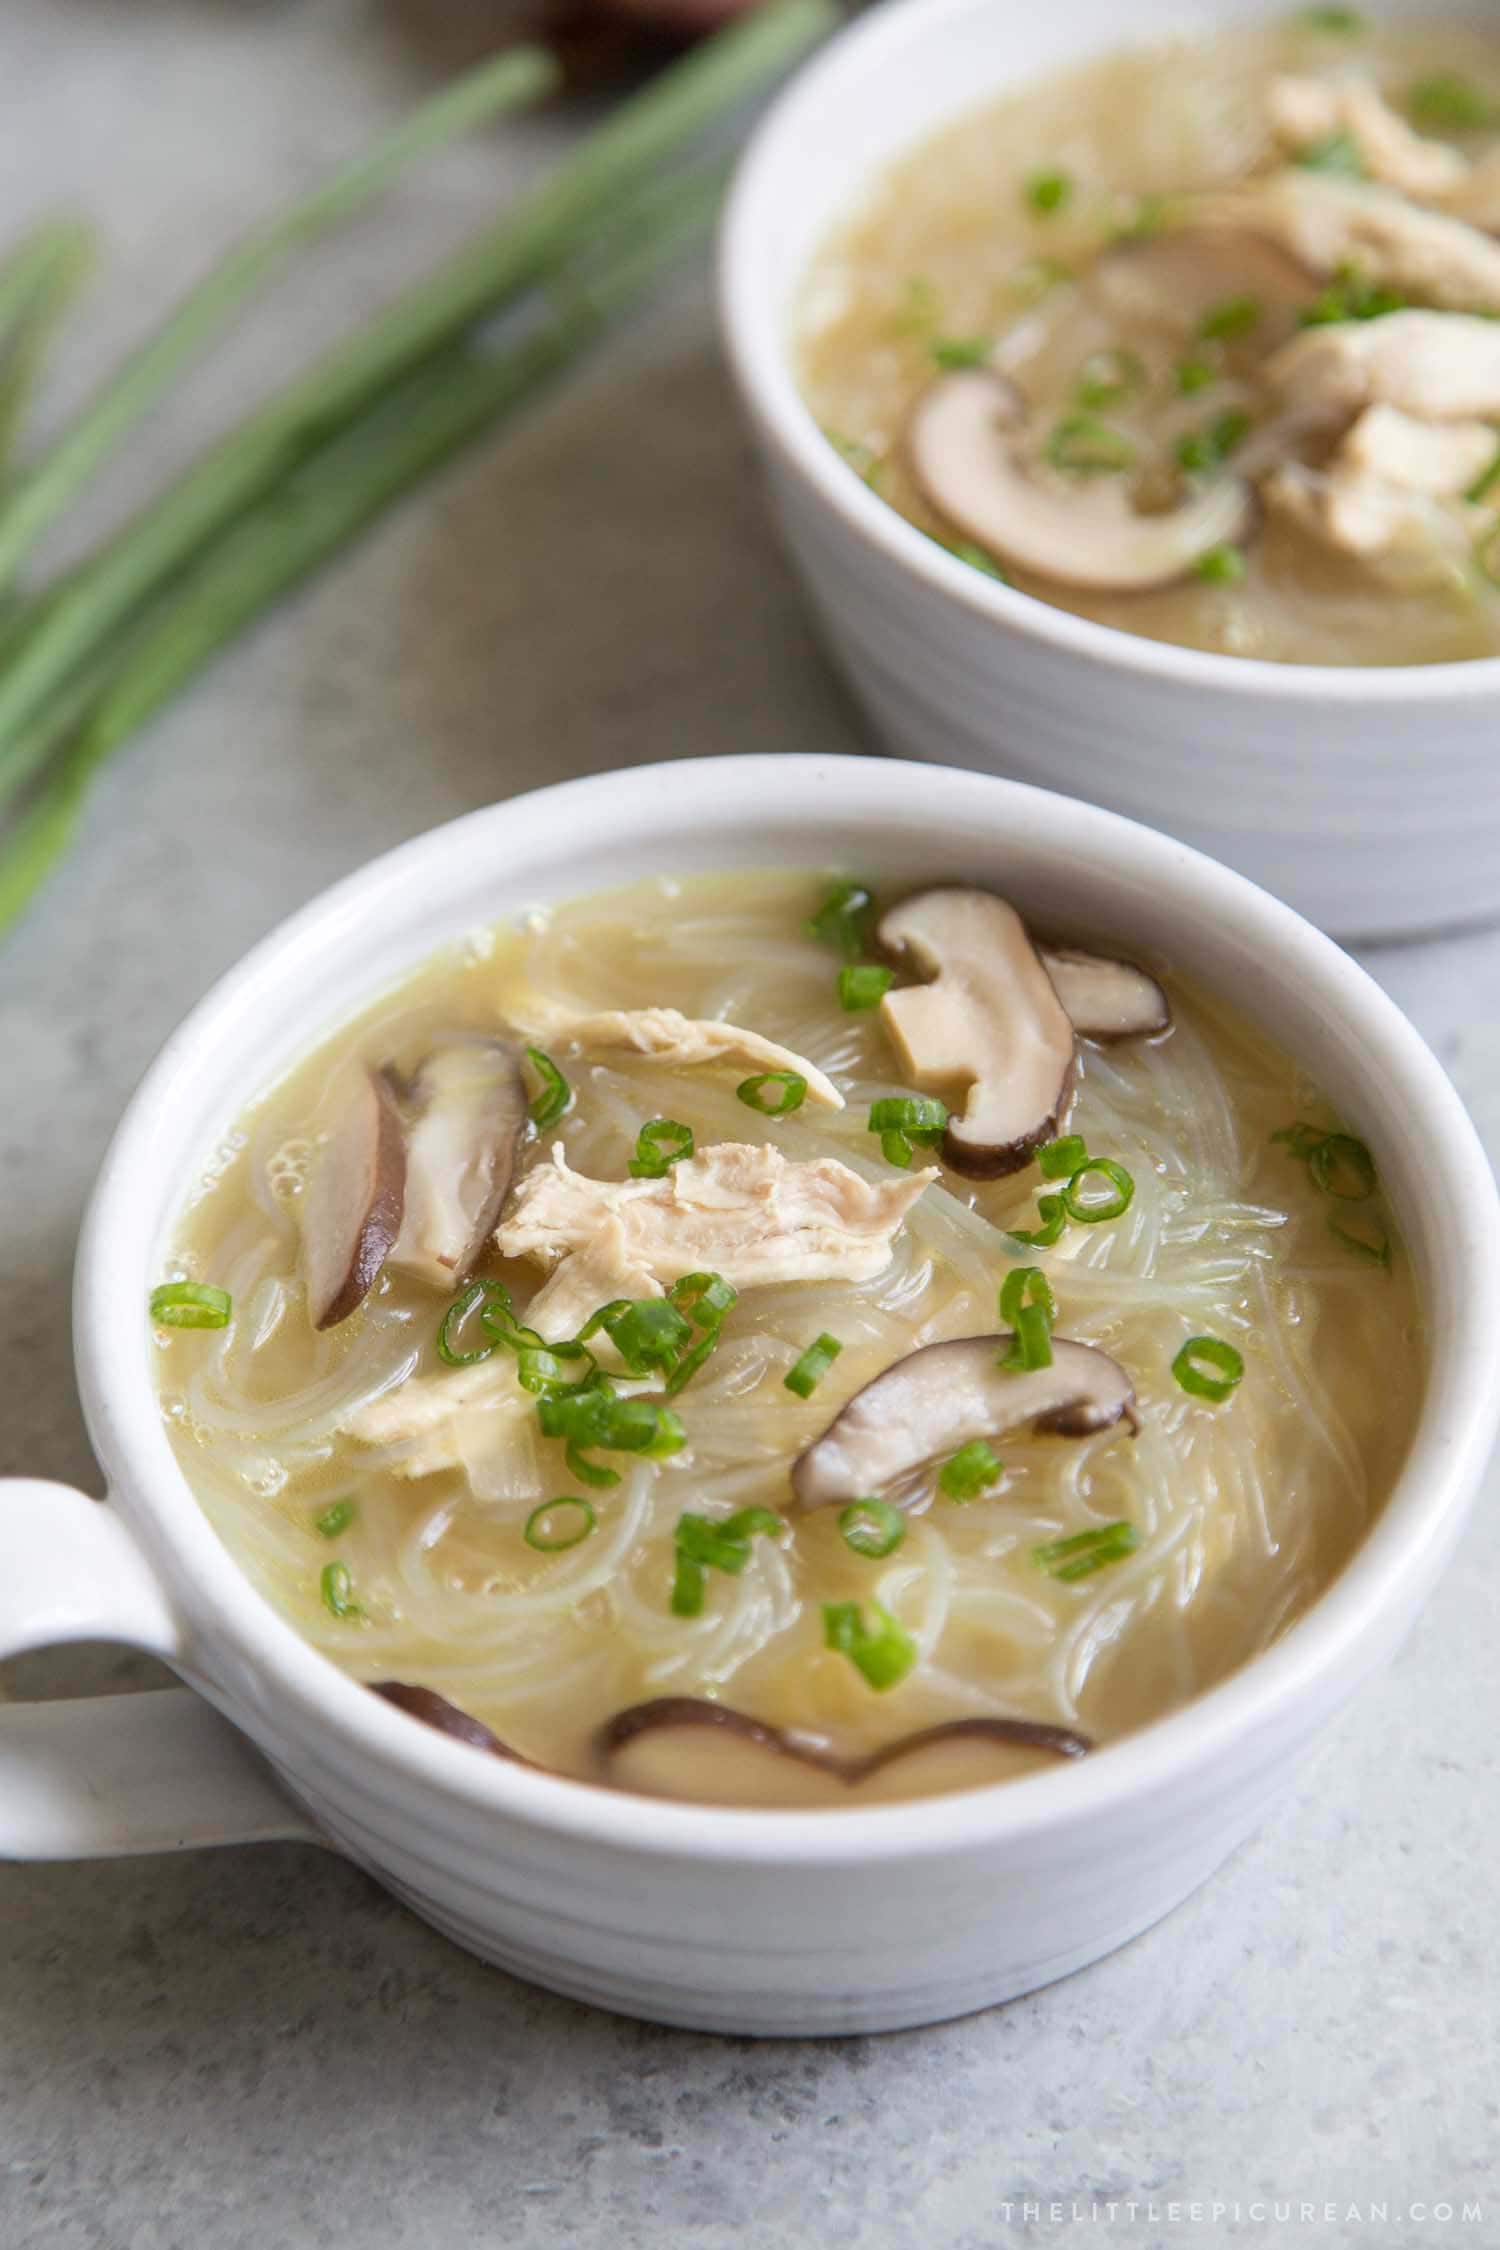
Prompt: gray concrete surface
<box><xmin>1</xmin><ymin>5</ymin><xmax>1496</xmax><ymax>2246</ymax></box>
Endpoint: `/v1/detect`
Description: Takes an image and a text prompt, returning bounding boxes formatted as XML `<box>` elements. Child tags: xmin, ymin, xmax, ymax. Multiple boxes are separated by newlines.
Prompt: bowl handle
<box><xmin>0</xmin><ymin>1480</ymin><xmax>321</xmax><ymax>1859</ymax></box>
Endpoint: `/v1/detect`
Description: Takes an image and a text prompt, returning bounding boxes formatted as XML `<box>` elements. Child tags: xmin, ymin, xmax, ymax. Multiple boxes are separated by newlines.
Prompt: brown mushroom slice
<box><xmin>301</xmin><ymin>1067</ymin><xmax>407</xmax><ymax>1331</ymax></box>
<box><xmin>598</xmin><ymin>1698</ymin><xmax>845</xmax><ymax>1807</ymax></box>
<box><xmin>388</xmin><ymin>1039</ymin><xmax>529</xmax><ymax>1291</ymax></box>
<box><xmin>370</xmin><ymin>1680</ymin><xmax>538</xmax><ymax>1767</ymax></box>
<box><xmin>878</xmin><ymin>888</ymin><xmax>1077</xmax><ymax>1177</ymax></box>
<box><xmin>791</xmin><ymin>1335</ymin><xmax>1139</xmax><ymax>1512</ymax></box>
<box><xmin>851</xmin><ymin>1717</ymin><xmax>1091</xmax><ymax>1802</ymax></box>
<box><xmin>908</xmin><ymin>370</ymin><xmax>1253</xmax><ymax>592</ymax></box>
<box><xmin>1038</xmin><ymin>947</ymin><xmax>1171</xmax><ymax>1040</ymax></box>
<box><xmin>1088</xmin><ymin>225</ymin><xmax>1314</xmax><ymax>346</ymax></box>
<box><xmin>597</xmin><ymin>1701</ymin><xmax>1092</xmax><ymax>1806</ymax></box>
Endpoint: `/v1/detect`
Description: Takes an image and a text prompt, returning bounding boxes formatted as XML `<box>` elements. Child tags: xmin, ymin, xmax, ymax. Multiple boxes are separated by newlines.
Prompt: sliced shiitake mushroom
<box><xmin>597</xmin><ymin>1699</ymin><xmax>1090</xmax><ymax>1805</ymax></box>
<box><xmin>1038</xmin><ymin>947</ymin><xmax>1172</xmax><ymax>1040</ymax></box>
<box><xmin>369</xmin><ymin>1680</ymin><xmax>538</xmax><ymax>1766</ymax></box>
<box><xmin>908</xmin><ymin>368</ymin><xmax>1254</xmax><ymax>592</ymax></box>
<box><xmin>302</xmin><ymin>1068</ymin><xmax>407</xmax><ymax>1331</ymax></box>
<box><xmin>792</xmin><ymin>1335</ymin><xmax>1138</xmax><ymax>1513</ymax></box>
<box><xmin>878</xmin><ymin>888</ymin><xmax>1077</xmax><ymax>1177</ymax></box>
<box><xmin>388</xmin><ymin>1038</ymin><xmax>529</xmax><ymax>1291</ymax></box>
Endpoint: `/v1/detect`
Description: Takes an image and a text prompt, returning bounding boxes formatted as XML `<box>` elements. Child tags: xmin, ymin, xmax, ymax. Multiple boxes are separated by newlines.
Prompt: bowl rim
<box><xmin>76</xmin><ymin>754</ymin><xmax>1500</xmax><ymax>1866</ymax></box>
<box><xmin>718</xmin><ymin>0</ymin><xmax>1500</xmax><ymax>704</ymax></box>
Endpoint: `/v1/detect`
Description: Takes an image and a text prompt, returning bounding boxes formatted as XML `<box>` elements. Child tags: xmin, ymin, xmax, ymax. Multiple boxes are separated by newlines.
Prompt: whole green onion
<box><xmin>838</xmin><ymin>1497</ymin><xmax>906</xmax><ymax>1558</ymax></box>
<box><xmin>629</xmin><ymin>1117</ymin><xmax>694</xmax><ymax>1179</ymax></box>
<box><xmin>785</xmin><ymin>1333</ymin><xmax>843</xmax><ymax>1399</ymax></box>
<box><xmin>737</xmin><ymin>1069</ymin><xmax>807</xmax><ymax>1116</ymax></box>
<box><xmin>149</xmin><ymin>1281</ymin><xmax>232</xmax><ymax>1329</ymax></box>
<box><xmin>526</xmin><ymin>1047</ymin><xmax>572</xmax><ymax>1131</ymax></box>
<box><xmin>822</xmin><ymin>1600</ymin><xmax>917</xmax><ymax>1692</ymax></box>
<box><xmin>1172</xmin><ymin>1335</ymin><xmax>1245</xmax><ymax>1403</ymax></box>
<box><xmin>523</xmin><ymin>1497</ymin><xmax>597</xmax><ymax>1553</ymax></box>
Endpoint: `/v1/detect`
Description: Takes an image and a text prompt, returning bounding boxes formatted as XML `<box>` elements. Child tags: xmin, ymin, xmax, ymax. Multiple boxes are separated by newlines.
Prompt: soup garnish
<box><xmin>798</xmin><ymin>18</ymin><xmax>1500</xmax><ymax>663</ymax></box>
<box><xmin>151</xmin><ymin>870</ymin><xmax>1421</xmax><ymax>1808</ymax></box>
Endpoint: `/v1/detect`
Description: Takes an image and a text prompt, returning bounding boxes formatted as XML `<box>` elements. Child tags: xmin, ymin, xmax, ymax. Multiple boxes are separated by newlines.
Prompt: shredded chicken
<box><xmin>1447</xmin><ymin>148</ymin><xmax>1500</xmax><ymax>233</ymax></box>
<box><xmin>1267</xmin><ymin>310</ymin><xmax>1500</xmax><ymax>423</ymax></box>
<box><xmin>1262</xmin><ymin>461</ymin><xmax>1468</xmax><ymax>563</ymax></box>
<box><xmin>518</xmin><ymin>1005</ymin><xmax>844</xmax><ymax>1109</ymax></box>
<box><xmin>342</xmin><ymin>1363</ymin><xmax>531</xmax><ymax>1478</ymax></box>
<box><xmin>498</xmin><ymin>1140</ymin><xmax>936</xmax><ymax>1339</ymax></box>
<box><xmin>1337</xmin><ymin>403</ymin><xmax>1496</xmax><ymax>494</ymax></box>
<box><xmin>1200</xmin><ymin>173</ymin><xmax>1500</xmax><ymax>312</ymax></box>
<box><xmin>1268</xmin><ymin>75</ymin><xmax>1467</xmax><ymax>200</ymax></box>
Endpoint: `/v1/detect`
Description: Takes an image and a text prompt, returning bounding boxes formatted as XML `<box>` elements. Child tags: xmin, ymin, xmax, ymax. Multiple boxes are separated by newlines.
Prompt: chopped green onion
<box><xmin>1296</xmin><ymin>130</ymin><xmax>1366</xmax><ymax>177</ymax></box>
<box><xmin>1299</xmin><ymin>267</ymin><xmax>1407</xmax><ymax>327</ymax></box>
<box><xmin>1176</xmin><ymin>410</ymin><xmax>1251</xmax><ymax>474</ymax></box>
<box><xmin>1038</xmin><ymin>1133</ymin><xmax>1088</xmax><ymax>1181</ymax></box>
<box><xmin>931</xmin><ymin>334</ymin><xmax>994</xmax><ymax>371</ymax></box>
<box><xmin>629</xmin><ymin>1116</ymin><xmax>694</xmax><ymax>1179</ymax></box>
<box><xmin>1009</xmin><ymin>256</ymin><xmax>1073</xmax><ymax>301</ymax></box>
<box><xmin>895</xmin><ymin>275</ymin><xmax>941</xmax><ymax>334</ymax></box>
<box><xmin>1176</xmin><ymin>355</ymin><xmax>1216</xmax><ymax>395</ymax></box>
<box><xmin>1074</xmin><ymin>348</ymin><xmax>1146</xmax><ymax>410</ymax></box>
<box><xmin>525</xmin><ymin>1046</ymin><xmax>571</xmax><ymax>1131</ymax></box>
<box><xmin>828</xmin><ymin>430</ymin><xmax>880</xmax><ymax>483</ymax></box>
<box><xmin>808</xmin><ymin>878</ymin><xmax>876</xmax><ymax>960</ymax></box>
<box><xmin>670</xmin><ymin>1270</ymin><xmax>737</xmax><ymax>1326</ymax></box>
<box><xmin>838</xmin><ymin>1497</ymin><xmax>906</xmax><ymax>1558</ymax></box>
<box><xmin>1199</xmin><ymin>295</ymin><xmax>1261</xmax><ymax>343</ymax></box>
<box><xmin>1007</xmin><ymin>1191</ymin><xmax>1068</xmax><ymax>1249</ymax></box>
<box><xmin>437</xmin><ymin>1276</ymin><xmax>504</xmax><ymax>1366</ymax></box>
<box><xmin>785</xmin><ymin>1332</ymin><xmax>843</xmax><ymax>1399</ymax></box>
<box><xmin>999</xmin><ymin>1264</ymin><xmax>1058</xmax><ymax>1331</ymax></box>
<box><xmin>838</xmin><ymin>963</ymin><xmax>894</xmax><ymax>1011</ymax></box>
<box><xmin>523</xmin><ymin>1497</ymin><xmax>596</xmax><ymax>1553</ymax></box>
<box><xmin>1172</xmin><ymin>1334</ymin><xmax>1244</xmax><ymax>1402</ymax></box>
<box><xmin>822</xmin><ymin>1600</ymin><xmax>917</xmax><ymax>1692</ymax></box>
<box><xmin>1466</xmin><ymin>442</ymin><xmax>1500</xmax><ymax>507</ymax></box>
<box><xmin>1298</xmin><ymin>6</ymin><xmax>1363</xmax><ymax>32</ymax></box>
<box><xmin>148</xmin><ymin>1281</ymin><xmax>232</xmax><ymax>1329</ymax></box>
<box><xmin>737</xmin><ymin>1069</ymin><xmax>807</xmax><ymax>1115</ymax></box>
<box><xmin>538</xmin><ymin>1387</ymin><xmax>685</xmax><ymax>1487</ymax></box>
<box><xmin>314</xmin><ymin>1498</ymin><xmax>355</xmax><ymax>1540</ymax></box>
<box><xmin>1407</xmin><ymin>71</ymin><xmax>1496</xmax><ymax>131</ymax></box>
<box><xmin>601</xmin><ymin>1297</ymin><xmax>694</xmax><ymax>1375</ymax></box>
<box><xmin>1002</xmin><ymin>1302</ymin><xmax>1054</xmax><ymax>1373</ymax></box>
<box><xmin>1328</xmin><ymin>1215</ymin><xmax>1392</xmax><ymax>1269</ymax></box>
<box><xmin>1033</xmin><ymin>1521</ymin><xmax>1139</xmax><ymax>1582</ymax></box>
<box><xmin>671</xmin><ymin>1506</ymin><xmax>782</xmax><ymax>1614</ymax></box>
<box><xmin>1309</xmin><ymin>1132</ymin><xmax>1377</xmax><ymax>1201</ymax></box>
<box><xmin>870</xmin><ymin>1094</ymin><xmax>947</xmax><ymax>1170</ymax></box>
<box><xmin>930</xmin><ymin>533</ymin><xmax>1008</xmax><ymax>581</ymax></box>
<box><xmin>1117</xmin><ymin>194</ymin><xmax>1168</xmax><ymax>242</ymax></box>
<box><xmin>1478</xmin><ymin>519</ymin><xmax>1500</xmax><ymax>588</ymax></box>
<box><xmin>938</xmin><ymin>1439</ymin><xmax>1004</xmax><ymax>1502</ymax></box>
<box><xmin>1196</xmin><ymin>543</ymin><xmax>1247</xmax><ymax>585</ymax></box>
<box><xmin>320</xmin><ymin>1560</ymin><xmax>360</xmax><ymax>1618</ymax></box>
<box><xmin>1046</xmin><ymin>414</ymin><xmax>1136</xmax><ymax>476</ymax></box>
<box><xmin>1025</xmin><ymin>168</ymin><xmax>1074</xmax><ymax>217</ymax></box>
<box><xmin>1270</xmin><ymin>1121</ymin><xmax>1332</xmax><ymax>1161</ymax></box>
<box><xmin>1059</xmin><ymin>1157</ymin><xmax>1134</xmax><ymax>1224</ymax></box>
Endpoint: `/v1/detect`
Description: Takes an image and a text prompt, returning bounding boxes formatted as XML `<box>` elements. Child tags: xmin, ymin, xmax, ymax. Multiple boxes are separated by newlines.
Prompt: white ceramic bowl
<box><xmin>720</xmin><ymin>0</ymin><xmax>1500</xmax><ymax>942</ymax></box>
<box><xmin>2</xmin><ymin>756</ymin><xmax>1497</xmax><ymax>2036</ymax></box>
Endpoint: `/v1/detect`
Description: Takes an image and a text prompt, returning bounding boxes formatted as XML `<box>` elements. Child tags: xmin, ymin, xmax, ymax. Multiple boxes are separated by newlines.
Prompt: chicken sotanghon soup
<box><xmin>152</xmin><ymin>873</ymin><xmax>1420</xmax><ymax>1808</ymax></box>
<box><xmin>798</xmin><ymin>14</ymin><xmax>1500</xmax><ymax>665</ymax></box>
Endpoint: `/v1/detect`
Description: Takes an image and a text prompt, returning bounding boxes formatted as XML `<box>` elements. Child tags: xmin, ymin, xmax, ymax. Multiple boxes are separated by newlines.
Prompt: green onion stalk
<box><xmin>0</xmin><ymin>0</ymin><xmax>834</xmax><ymax>815</ymax></box>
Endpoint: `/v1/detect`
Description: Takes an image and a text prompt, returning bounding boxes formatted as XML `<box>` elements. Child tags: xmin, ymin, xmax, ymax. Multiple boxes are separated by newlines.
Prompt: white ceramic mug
<box><xmin>3</xmin><ymin>756</ymin><xmax>1496</xmax><ymax>2035</ymax></box>
<box><xmin>719</xmin><ymin>0</ymin><xmax>1500</xmax><ymax>942</ymax></box>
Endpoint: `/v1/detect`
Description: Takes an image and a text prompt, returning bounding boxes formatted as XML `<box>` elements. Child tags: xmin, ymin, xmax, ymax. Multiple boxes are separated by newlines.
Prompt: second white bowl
<box><xmin>719</xmin><ymin>0</ymin><xmax>1500</xmax><ymax>941</ymax></box>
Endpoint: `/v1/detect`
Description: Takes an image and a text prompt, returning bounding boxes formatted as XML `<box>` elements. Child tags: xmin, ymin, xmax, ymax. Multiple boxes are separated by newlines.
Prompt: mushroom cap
<box><xmin>791</xmin><ymin>1334</ymin><xmax>1139</xmax><ymax>1512</ymax></box>
<box><xmin>302</xmin><ymin>1067</ymin><xmax>407</xmax><ymax>1331</ymax></box>
<box><xmin>369</xmin><ymin>1680</ymin><xmax>537</xmax><ymax>1765</ymax></box>
<box><xmin>907</xmin><ymin>368</ymin><xmax>1254</xmax><ymax>592</ymax></box>
<box><xmin>389</xmin><ymin>1038</ymin><xmax>529</xmax><ymax>1291</ymax></box>
<box><xmin>878</xmin><ymin>888</ymin><xmax>1077</xmax><ymax>1178</ymax></box>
